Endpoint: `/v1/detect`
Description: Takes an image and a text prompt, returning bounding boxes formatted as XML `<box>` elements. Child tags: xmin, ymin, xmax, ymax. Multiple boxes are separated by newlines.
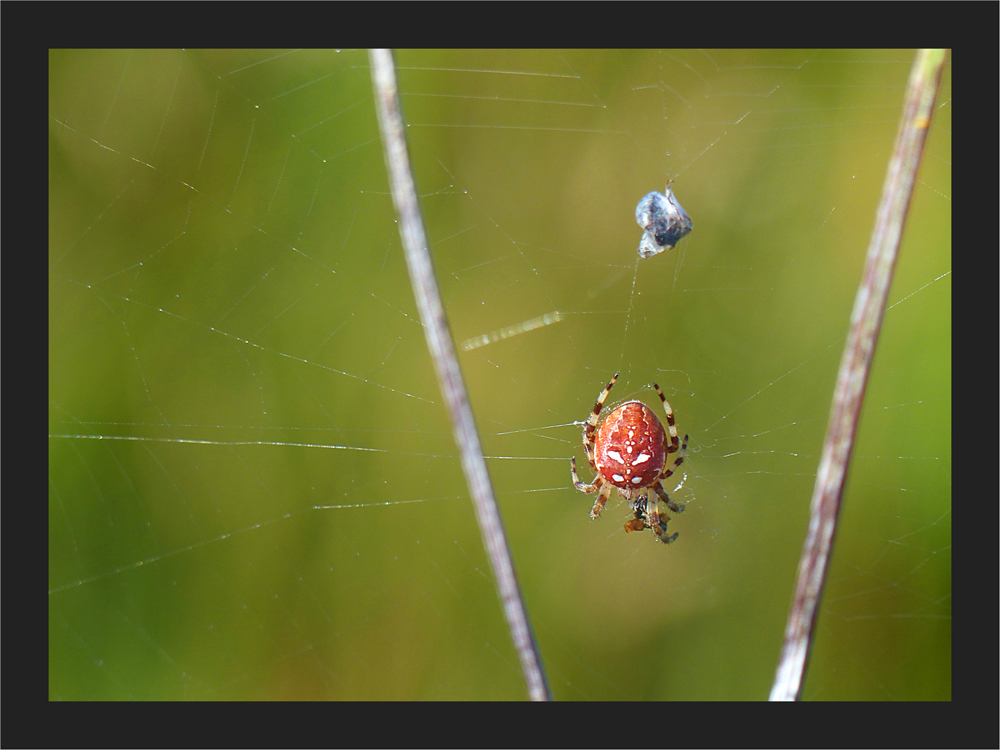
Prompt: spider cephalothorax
<box><xmin>571</xmin><ymin>373</ymin><xmax>688</xmax><ymax>543</ymax></box>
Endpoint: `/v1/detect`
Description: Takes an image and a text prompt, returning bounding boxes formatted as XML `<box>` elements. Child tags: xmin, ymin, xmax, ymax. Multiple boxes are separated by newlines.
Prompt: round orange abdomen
<box><xmin>593</xmin><ymin>401</ymin><xmax>667</xmax><ymax>495</ymax></box>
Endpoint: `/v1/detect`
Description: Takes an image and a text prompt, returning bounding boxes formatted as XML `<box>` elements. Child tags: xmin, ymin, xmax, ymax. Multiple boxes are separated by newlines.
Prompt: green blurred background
<box><xmin>49</xmin><ymin>50</ymin><xmax>950</xmax><ymax>700</ymax></box>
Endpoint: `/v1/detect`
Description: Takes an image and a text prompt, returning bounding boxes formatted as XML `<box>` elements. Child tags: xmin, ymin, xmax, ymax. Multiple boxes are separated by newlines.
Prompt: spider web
<box><xmin>49</xmin><ymin>49</ymin><xmax>951</xmax><ymax>700</ymax></box>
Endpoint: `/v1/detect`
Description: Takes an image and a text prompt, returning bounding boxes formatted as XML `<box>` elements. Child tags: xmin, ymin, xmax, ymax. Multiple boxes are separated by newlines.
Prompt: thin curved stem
<box><xmin>769</xmin><ymin>49</ymin><xmax>947</xmax><ymax>701</ymax></box>
<box><xmin>369</xmin><ymin>49</ymin><xmax>551</xmax><ymax>702</ymax></box>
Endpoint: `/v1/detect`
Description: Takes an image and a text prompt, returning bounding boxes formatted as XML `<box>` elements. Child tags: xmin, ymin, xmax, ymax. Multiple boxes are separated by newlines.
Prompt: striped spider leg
<box><xmin>640</xmin><ymin>383</ymin><xmax>688</xmax><ymax>542</ymax></box>
<box><xmin>571</xmin><ymin>372</ymin><xmax>620</xmax><ymax>521</ymax></box>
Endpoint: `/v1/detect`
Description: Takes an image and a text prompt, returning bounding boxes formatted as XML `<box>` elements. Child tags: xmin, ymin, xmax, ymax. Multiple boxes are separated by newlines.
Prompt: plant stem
<box><xmin>769</xmin><ymin>49</ymin><xmax>947</xmax><ymax>701</ymax></box>
<box><xmin>369</xmin><ymin>49</ymin><xmax>551</xmax><ymax>702</ymax></box>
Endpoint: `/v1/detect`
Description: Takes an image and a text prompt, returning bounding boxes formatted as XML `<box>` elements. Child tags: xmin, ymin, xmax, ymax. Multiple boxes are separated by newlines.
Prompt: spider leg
<box><xmin>643</xmin><ymin>490</ymin><xmax>679</xmax><ymax>544</ymax></box>
<box><xmin>589</xmin><ymin>482</ymin><xmax>612</xmax><ymax>520</ymax></box>
<box><xmin>659</xmin><ymin>433</ymin><xmax>688</xmax><ymax>486</ymax></box>
<box><xmin>650</xmin><ymin>426</ymin><xmax>688</xmax><ymax>544</ymax></box>
<box><xmin>652</xmin><ymin>383</ymin><xmax>680</xmax><ymax>454</ymax></box>
<box><xmin>654</xmin><ymin>481</ymin><xmax>685</xmax><ymax>515</ymax></box>
<box><xmin>582</xmin><ymin>372</ymin><xmax>619</xmax><ymax>462</ymax></box>
<box><xmin>571</xmin><ymin>456</ymin><xmax>602</xmax><ymax>494</ymax></box>
<box><xmin>624</xmin><ymin>494</ymin><xmax>678</xmax><ymax>543</ymax></box>
<box><xmin>657</xmin><ymin>529</ymin><xmax>679</xmax><ymax>544</ymax></box>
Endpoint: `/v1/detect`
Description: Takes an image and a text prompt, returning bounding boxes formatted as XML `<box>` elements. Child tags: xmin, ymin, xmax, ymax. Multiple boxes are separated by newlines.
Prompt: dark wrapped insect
<box><xmin>636</xmin><ymin>183</ymin><xmax>693</xmax><ymax>258</ymax></box>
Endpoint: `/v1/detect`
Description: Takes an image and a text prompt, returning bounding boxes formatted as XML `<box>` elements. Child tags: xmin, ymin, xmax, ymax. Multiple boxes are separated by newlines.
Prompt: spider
<box><xmin>571</xmin><ymin>372</ymin><xmax>688</xmax><ymax>543</ymax></box>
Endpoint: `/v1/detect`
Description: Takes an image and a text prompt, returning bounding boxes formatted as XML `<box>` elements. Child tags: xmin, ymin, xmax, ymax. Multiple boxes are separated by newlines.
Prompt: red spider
<box><xmin>571</xmin><ymin>373</ymin><xmax>688</xmax><ymax>543</ymax></box>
